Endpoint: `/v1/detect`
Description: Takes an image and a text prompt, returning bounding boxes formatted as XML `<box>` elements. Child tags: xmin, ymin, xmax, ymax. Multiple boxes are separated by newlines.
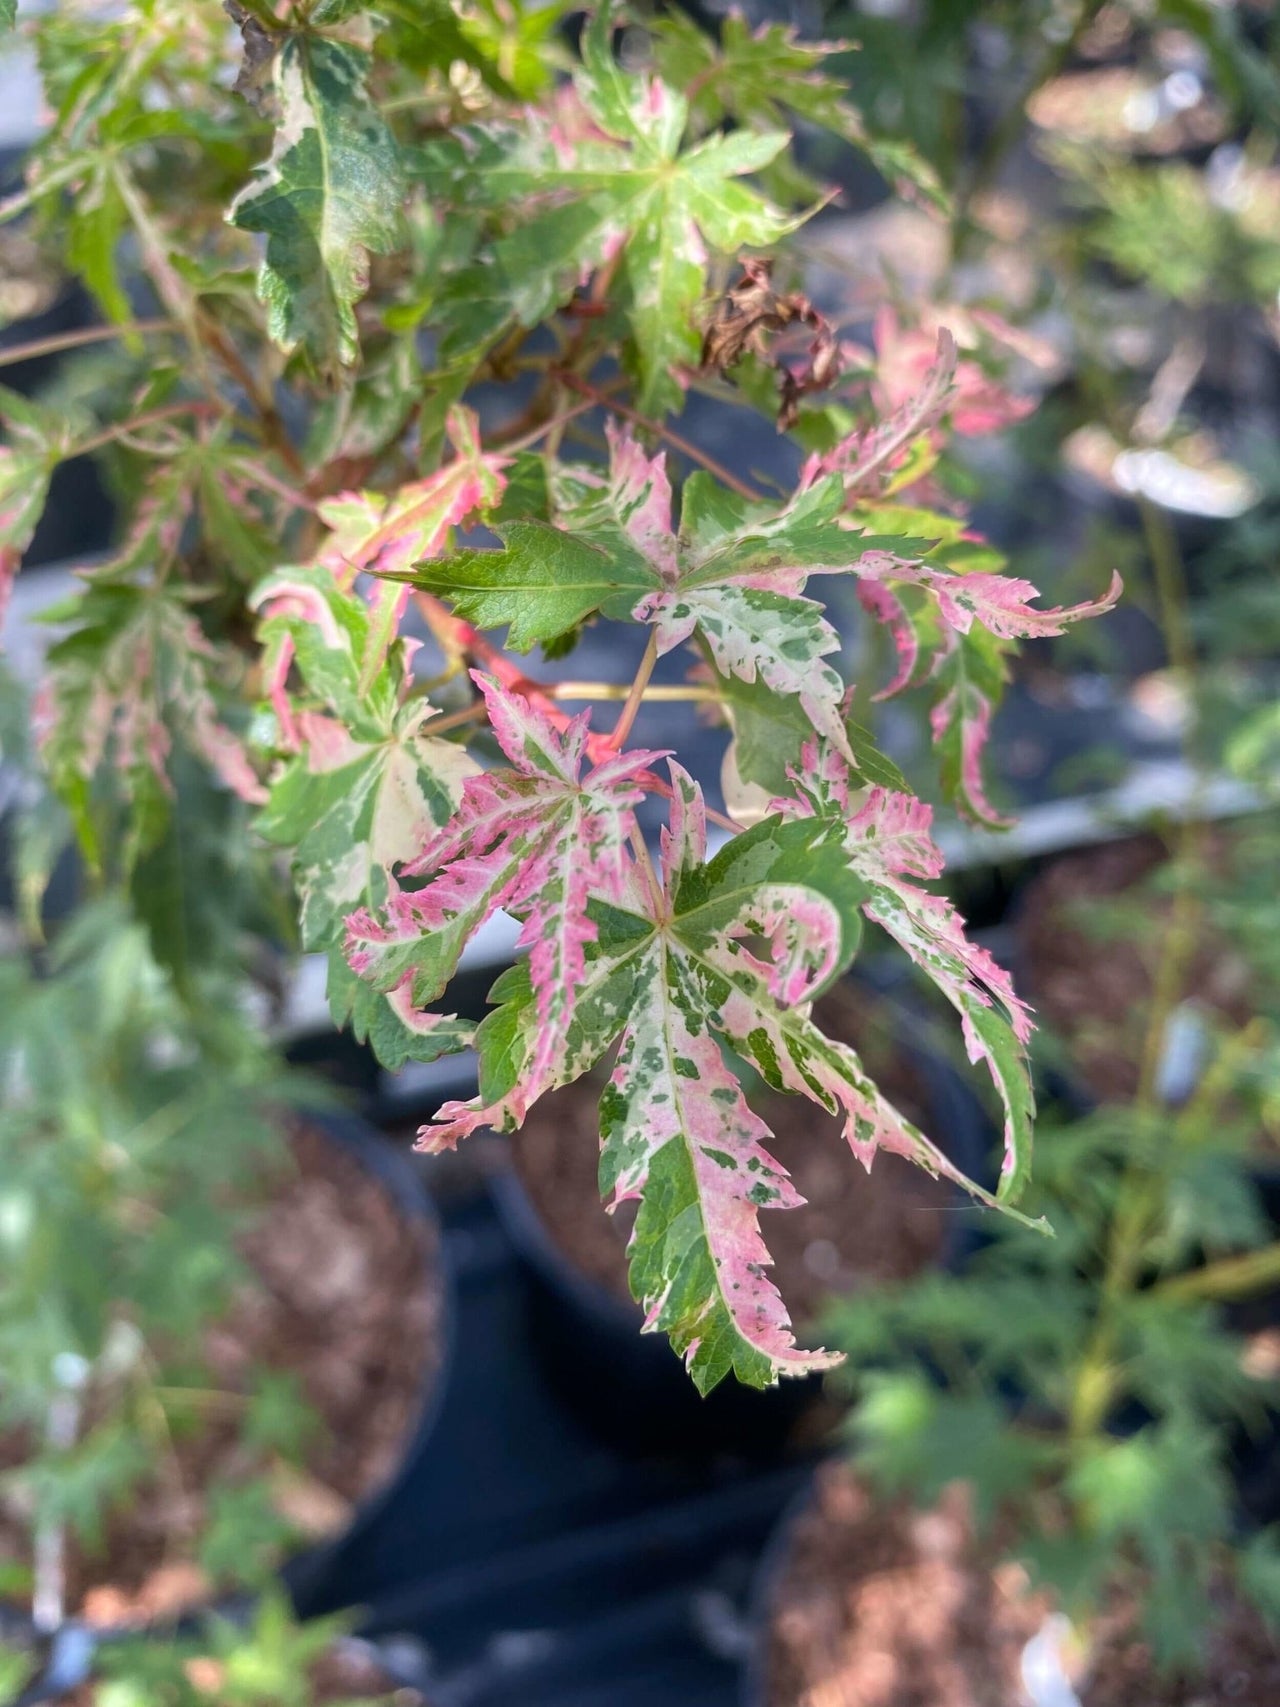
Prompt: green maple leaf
<box><xmin>229</xmin><ymin>33</ymin><xmax>404</xmax><ymax>370</ymax></box>
<box><xmin>406</xmin><ymin>521</ymin><xmax>660</xmax><ymax>653</ymax></box>
<box><xmin>416</xmin><ymin>4</ymin><xmax>796</xmax><ymax>413</ymax></box>
<box><xmin>650</xmin><ymin>11</ymin><xmax>947</xmax><ymax>212</ymax></box>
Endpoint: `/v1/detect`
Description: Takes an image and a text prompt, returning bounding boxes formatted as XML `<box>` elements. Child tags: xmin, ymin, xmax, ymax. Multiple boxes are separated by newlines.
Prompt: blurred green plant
<box><xmin>0</xmin><ymin>901</ymin><xmax>317</xmax><ymax>1621</ymax></box>
<box><xmin>86</xmin><ymin>1592</ymin><xmax>409</xmax><ymax>1706</ymax></box>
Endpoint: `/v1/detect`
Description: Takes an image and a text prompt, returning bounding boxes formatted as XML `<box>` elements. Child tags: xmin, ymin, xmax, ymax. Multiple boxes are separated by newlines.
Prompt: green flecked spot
<box><xmin>674</xmin><ymin>1055</ymin><xmax>699</xmax><ymax>1079</ymax></box>
<box><xmin>701</xmin><ymin>1147</ymin><xmax>738</xmax><ymax>1170</ymax></box>
<box><xmin>747</xmin><ymin>1026</ymin><xmax>781</xmax><ymax>1086</ymax></box>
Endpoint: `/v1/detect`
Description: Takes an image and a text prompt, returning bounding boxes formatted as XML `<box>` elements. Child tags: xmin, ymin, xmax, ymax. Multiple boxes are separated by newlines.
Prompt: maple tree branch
<box><xmin>197</xmin><ymin>310</ymin><xmax>306</xmax><ymax>480</ymax></box>
<box><xmin>606</xmin><ymin>630</ymin><xmax>659</xmax><ymax>751</ymax></box>
<box><xmin>72</xmin><ymin>401</ymin><xmax>227</xmax><ymax>458</ymax></box>
<box><xmin>0</xmin><ymin>316</ymin><xmax>175</xmax><ymax>370</ymax></box>
<box><xmin>496</xmin><ymin>394</ymin><xmax>610</xmax><ymax>455</ymax></box>
<box><xmin>558</xmin><ymin>374</ymin><xmax>766</xmax><ymax>502</ymax></box>
<box><xmin>548</xmin><ymin>681</ymin><xmax>718</xmax><ymax>703</ymax></box>
<box><xmin>425</xmin><ymin>700</ymin><xmax>489</xmax><ymax>737</ymax></box>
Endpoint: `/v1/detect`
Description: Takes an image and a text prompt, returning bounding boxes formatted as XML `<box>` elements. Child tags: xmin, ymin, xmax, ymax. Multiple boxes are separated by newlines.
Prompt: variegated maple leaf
<box><xmin>0</xmin><ymin>386</ymin><xmax>76</xmax><ymax>637</ymax></box>
<box><xmin>35</xmin><ymin>579</ymin><xmax>263</xmax><ymax>878</ymax></box>
<box><xmin>416</xmin><ymin>3</ymin><xmax>798</xmax><ymax>415</ymax></box>
<box><xmin>229</xmin><ymin>30</ymin><xmax>405</xmax><ymax>371</ymax></box>
<box><xmin>774</xmin><ymin>740</ymin><xmax>1037</xmax><ymax>1198</ymax></box>
<box><xmin>410</xmin><ymin>425</ymin><xmax>929</xmax><ymax>770</ymax></box>
<box><xmin>801</xmin><ymin>328</ymin><xmax>960</xmax><ymax>500</ymax></box>
<box><xmin>251</xmin><ymin>565</ymin><xmax>479</xmax><ymax>1062</ymax></box>
<box><xmin>318</xmin><ymin>406</ymin><xmax>509</xmax><ymax>581</ymax></box>
<box><xmin>345</xmin><ymin>673</ymin><xmax>665</xmax><ymax>1114</ymax></box>
<box><xmin>359</xmin><ymin>756</ymin><xmax>1043</xmax><ymax>1392</ymax></box>
<box><xmin>851</xmin><ymin>551</ymin><xmax>1122</xmax><ymax>826</ymax></box>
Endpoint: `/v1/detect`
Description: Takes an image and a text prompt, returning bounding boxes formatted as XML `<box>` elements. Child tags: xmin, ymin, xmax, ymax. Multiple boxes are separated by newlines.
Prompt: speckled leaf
<box><xmin>0</xmin><ymin>389</ymin><xmax>74</xmax><ymax>636</ymax></box>
<box><xmin>415</xmin><ymin>767</ymin><xmax>865</xmax><ymax>1387</ymax></box>
<box><xmin>415</xmin><ymin>7</ymin><xmax>795</xmax><ymax>413</ymax></box>
<box><xmin>251</xmin><ymin>568</ymin><xmax>477</xmax><ymax>955</ymax></box>
<box><xmin>229</xmin><ymin>34</ymin><xmax>404</xmax><ymax>371</ymax></box>
<box><xmin>257</xmin><ymin>699</ymin><xmax>476</xmax><ymax>953</ymax></box>
<box><xmin>320</xmin><ymin>406</ymin><xmax>509</xmax><ymax>579</ymax></box>
<box><xmin>345</xmin><ymin>675</ymin><xmax>664</xmax><ymax>1102</ymax></box>
<box><xmin>777</xmin><ymin>740</ymin><xmax>1038</xmax><ymax>1202</ymax></box>
<box><xmin>601</xmin><ymin>947</ymin><xmax>842</xmax><ymax>1393</ymax></box>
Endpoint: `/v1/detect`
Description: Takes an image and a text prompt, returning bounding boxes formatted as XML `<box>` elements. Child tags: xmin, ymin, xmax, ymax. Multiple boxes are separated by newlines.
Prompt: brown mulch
<box><xmin>511</xmin><ymin>988</ymin><xmax>954</xmax><ymax>1330</ymax></box>
<box><xmin>1</xmin><ymin>1123</ymin><xmax>442</xmax><ymax>1625</ymax></box>
<box><xmin>1017</xmin><ymin>835</ymin><xmax>1255</xmax><ymax>1104</ymax></box>
<box><xmin>764</xmin><ymin>1463</ymin><xmax>1280</xmax><ymax>1707</ymax></box>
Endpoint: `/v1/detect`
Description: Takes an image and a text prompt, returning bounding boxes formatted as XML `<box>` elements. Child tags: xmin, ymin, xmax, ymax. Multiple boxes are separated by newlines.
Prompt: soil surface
<box><xmin>1017</xmin><ymin>835</ymin><xmax>1255</xmax><ymax>1104</ymax></box>
<box><xmin>62</xmin><ymin>1640</ymin><xmax>425</xmax><ymax>1703</ymax></box>
<box><xmin>1</xmin><ymin>1123</ymin><xmax>442</xmax><ymax>1625</ymax></box>
<box><xmin>510</xmin><ymin>987</ymin><xmax>954</xmax><ymax>1330</ymax></box>
<box><xmin>763</xmin><ymin>1463</ymin><xmax>1280</xmax><ymax>1707</ymax></box>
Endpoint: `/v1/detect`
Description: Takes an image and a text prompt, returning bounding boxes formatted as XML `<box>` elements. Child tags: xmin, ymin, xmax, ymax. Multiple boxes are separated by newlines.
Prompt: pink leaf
<box><xmin>856</xmin><ymin>579</ymin><xmax>919</xmax><ymax>699</ymax></box>
<box><xmin>603</xmin><ymin>421</ymin><xmax>679</xmax><ymax>581</ymax></box>
<box><xmin>347</xmin><ymin>676</ymin><xmax>666</xmax><ymax>1126</ymax></box>
<box><xmin>606</xmin><ymin>975</ymin><xmax>840</xmax><ymax>1385</ymax></box>
<box><xmin>930</xmin><ymin>680</ymin><xmax>1015</xmax><ymax>830</ymax></box>
<box><xmin>776</xmin><ymin>742</ymin><xmax>1035</xmax><ymax>1194</ymax></box>
<box><xmin>801</xmin><ymin>328</ymin><xmax>958</xmax><ymax>497</ymax></box>
<box><xmin>856</xmin><ymin>559</ymin><xmax>1123</xmax><ymax>642</ymax></box>
<box><xmin>317</xmin><ymin>405</ymin><xmax>509</xmax><ymax>578</ymax></box>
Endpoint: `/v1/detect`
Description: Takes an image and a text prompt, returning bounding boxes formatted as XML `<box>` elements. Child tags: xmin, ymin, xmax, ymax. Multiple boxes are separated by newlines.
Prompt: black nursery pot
<box><xmin>5</xmin><ymin>1106</ymin><xmax>454</xmax><ymax>1707</ymax></box>
<box><xmin>489</xmin><ymin>972</ymin><xmax>998</xmax><ymax>1462</ymax></box>
<box><xmin>737</xmin><ymin>1470</ymin><xmax>818</xmax><ymax>1707</ymax></box>
<box><xmin>281</xmin><ymin>1106</ymin><xmax>456</xmax><ymax>1617</ymax></box>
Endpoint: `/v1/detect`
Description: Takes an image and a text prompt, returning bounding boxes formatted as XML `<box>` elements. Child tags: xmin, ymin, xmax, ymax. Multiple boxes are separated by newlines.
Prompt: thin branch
<box><xmin>497</xmin><ymin>394</ymin><xmax>609</xmax><ymax>456</ymax></box>
<box><xmin>560</xmin><ymin>374</ymin><xmax>766</xmax><ymax>502</ymax></box>
<box><xmin>0</xmin><ymin>316</ymin><xmax>175</xmax><ymax>370</ymax></box>
<box><xmin>548</xmin><ymin>680</ymin><xmax>719</xmax><ymax>703</ymax></box>
<box><xmin>606</xmin><ymin>630</ymin><xmax>659</xmax><ymax>751</ymax></box>
<box><xmin>425</xmin><ymin>700</ymin><xmax>488</xmax><ymax>738</ymax></box>
<box><xmin>72</xmin><ymin>400</ymin><xmax>227</xmax><ymax>459</ymax></box>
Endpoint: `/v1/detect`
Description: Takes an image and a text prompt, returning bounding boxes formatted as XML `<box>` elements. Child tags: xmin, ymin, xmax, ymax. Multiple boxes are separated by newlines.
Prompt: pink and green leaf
<box><xmin>776</xmin><ymin>740</ymin><xmax>1037</xmax><ymax>1200</ymax></box>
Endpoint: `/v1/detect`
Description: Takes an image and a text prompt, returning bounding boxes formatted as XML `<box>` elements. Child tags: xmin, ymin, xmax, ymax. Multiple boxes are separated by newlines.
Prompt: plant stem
<box><xmin>607</xmin><ymin>631</ymin><xmax>659</xmax><ymax>751</ymax></box>
<box><xmin>426</xmin><ymin>700</ymin><xmax>488</xmax><ymax>737</ymax></box>
<box><xmin>497</xmin><ymin>393</ymin><xmax>608</xmax><ymax>456</ymax></box>
<box><xmin>0</xmin><ymin>316</ymin><xmax>175</xmax><ymax>370</ymax></box>
<box><xmin>549</xmin><ymin>680</ymin><xmax>718</xmax><ymax>703</ymax></box>
<box><xmin>72</xmin><ymin>400</ymin><xmax>226</xmax><ymax>459</ymax></box>
<box><xmin>560</xmin><ymin>374</ymin><xmax>766</xmax><ymax>502</ymax></box>
<box><xmin>1152</xmin><ymin>1241</ymin><xmax>1280</xmax><ymax>1306</ymax></box>
<box><xmin>1066</xmin><ymin>493</ymin><xmax>1208</xmax><ymax>1443</ymax></box>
